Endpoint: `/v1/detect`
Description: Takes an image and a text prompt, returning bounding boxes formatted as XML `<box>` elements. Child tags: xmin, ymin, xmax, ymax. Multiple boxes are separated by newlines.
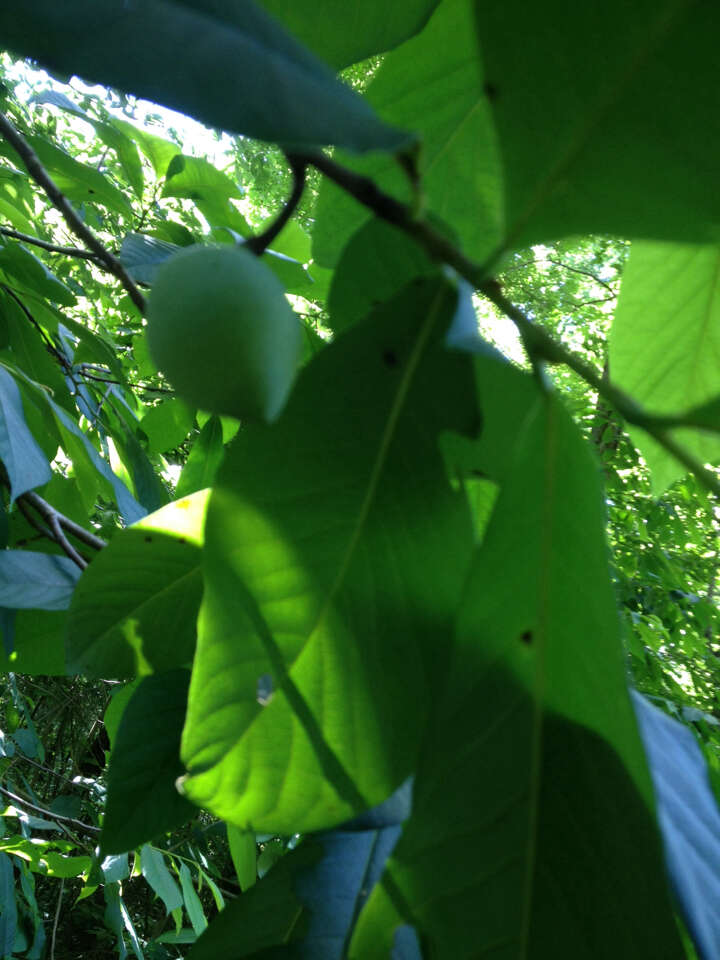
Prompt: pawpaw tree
<box><xmin>0</xmin><ymin>1</ymin><xmax>719</xmax><ymax>957</ymax></box>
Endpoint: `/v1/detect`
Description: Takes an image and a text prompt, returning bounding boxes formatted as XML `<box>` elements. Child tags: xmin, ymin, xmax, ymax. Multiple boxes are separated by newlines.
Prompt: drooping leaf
<box><xmin>175</xmin><ymin>416</ymin><xmax>225</xmax><ymax>499</ymax></box>
<box><xmin>181</xmin><ymin>277</ymin><xmax>479</xmax><ymax>833</ymax></box>
<box><xmin>141</xmin><ymin>845</ymin><xmax>183</xmax><ymax>915</ymax></box>
<box><xmin>312</xmin><ymin>0</ymin><xmax>501</xmax><ymax>266</ymax></box>
<box><xmin>0</xmin><ymin>852</ymin><xmax>16</xmax><ymax>957</ymax></box>
<box><xmin>66</xmin><ymin>491</ymin><xmax>209</xmax><ymax>677</ymax></box>
<box><xmin>179</xmin><ymin>863</ymin><xmax>208</xmax><ymax>936</ymax></box>
<box><xmin>227</xmin><ymin>826</ymin><xmax>257</xmax><ymax>891</ymax></box>
<box><xmin>0</xmin><ymin>365</ymin><xmax>51</xmax><ymax>502</ymax></box>
<box><xmin>41</xmin><ymin>393</ymin><xmax>145</xmax><ymax>524</ymax></box>
<box><xmin>0</xmin><ymin>550</ymin><xmax>80</xmax><ymax>611</ymax></box>
<box><xmin>102</xmin><ymin>670</ymin><xmax>197</xmax><ymax>855</ymax></box>
<box><xmin>1</xmin><ymin>0</ymin><xmax>410</xmax><ymax>154</ymax></box>
<box><xmin>632</xmin><ymin>691</ymin><xmax>720</xmax><ymax>960</ymax></box>
<box><xmin>475</xmin><ymin>1</ymin><xmax>720</xmax><ymax>247</ymax></box>
<box><xmin>351</xmin><ymin>360</ymin><xmax>683</xmax><ymax>957</ymax></box>
<box><xmin>259</xmin><ymin>0</ymin><xmax>440</xmax><ymax>69</ymax></box>
<box><xmin>610</xmin><ymin>241</ymin><xmax>720</xmax><ymax>490</ymax></box>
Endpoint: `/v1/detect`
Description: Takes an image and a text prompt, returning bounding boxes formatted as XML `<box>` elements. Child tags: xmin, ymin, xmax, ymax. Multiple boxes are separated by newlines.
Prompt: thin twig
<box><xmin>0</xmin><ymin>111</ymin><xmax>145</xmax><ymax>312</ymax></box>
<box><xmin>244</xmin><ymin>155</ymin><xmax>307</xmax><ymax>255</ymax></box>
<box><xmin>0</xmin><ymin>225</ymin><xmax>101</xmax><ymax>262</ymax></box>
<box><xmin>50</xmin><ymin>878</ymin><xmax>64</xmax><ymax>960</ymax></box>
<box><xmin>76</xmin><ymin>366</ymin><xmax>175</xmax><ymax>395</ymax></box>
<box><xmin>0</xmin><ymin>783</ymin><xmax>100</xmax><ymax>836</ymax></box>
<box><xmin>298</xmin><ymin>151</ymin><xmax>720</xmax><ymax>500</ymax></box>
<box><xmin>502</xmin><ymin>256</ymin><xmax>618</xmax><ymax>297</ymax></box>
<box><xmin>21</xmin><ymin>490</ymin><xmax>106</xmax><ymax>551</ymax></box>
<box><xmin>16</xmin><ymin>495</ymin><xmax>87</xmax><ymax>568</ymax></box>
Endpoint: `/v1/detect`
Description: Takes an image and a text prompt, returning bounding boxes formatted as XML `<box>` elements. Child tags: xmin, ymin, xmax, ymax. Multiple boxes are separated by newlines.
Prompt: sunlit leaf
<box><xmin>181</xmin><ymin>278</ymin><xmax>478</xmax><ymax>832</ymax></box>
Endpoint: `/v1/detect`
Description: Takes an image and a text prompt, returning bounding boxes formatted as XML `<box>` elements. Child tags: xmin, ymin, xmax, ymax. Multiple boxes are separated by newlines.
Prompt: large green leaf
<box><xmin>610</xmin><ymin>241</ymin><xmax>720</xmax><ymax>490</ymax></box>
<box><xmin>0</xmin><ymin>0</ymin><xmax>409</xmax><ymax>154</ymax></box>
<box><xmin>181</xmin><ymin>278</ymin><xmax>479</xmax><ymax>833</ymax></box>
<box><xmin>351</xmin><ymin>362</ymin><xmax>683</xmax><ymax>957</ymax></box>
<box><xmin>0</xmin><ymin>365</ymin><xmax>50</xmax><ymax>501</ymax></box>
<box><xmin>312</xmin><ymin>0</ymin><xmax>501</xmax><ymax>266</ymax></box>
<box><xmin>66</xmin><ymin>491</ymin><xmax>209</xmax><ymax>677</ymax></box>
<box><xmin>102</xmin><ymin>670</ymin><xmax>197</xmax><ymax>855</ymax></box>
<box><xmin>259</xmin><ymin>0</ymin><xmax>440</xmax><ymax>69</ymax></box>
<box><xmin>475</xmin><ymin>1</ymin><xmax>720</xmax><ymax>249</ymax></box>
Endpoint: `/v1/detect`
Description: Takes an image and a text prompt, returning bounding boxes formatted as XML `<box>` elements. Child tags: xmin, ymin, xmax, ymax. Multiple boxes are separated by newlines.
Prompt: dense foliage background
<box><xmin>0</xmin><ymin>2</ymin><xmax>719</xmax><ymax>957</ymax></box>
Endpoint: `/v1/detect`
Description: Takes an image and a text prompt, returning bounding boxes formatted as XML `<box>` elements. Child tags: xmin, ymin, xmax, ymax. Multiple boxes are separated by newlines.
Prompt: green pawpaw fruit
<box><xmin>147</xmin><ymin>245</ymin><xmax>301</xmax><ymax>422</ymax></box>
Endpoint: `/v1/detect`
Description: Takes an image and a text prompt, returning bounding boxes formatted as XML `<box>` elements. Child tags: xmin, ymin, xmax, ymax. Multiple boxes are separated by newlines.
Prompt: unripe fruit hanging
<box><xmin>146</xmin><ymin>245</ymin><xmax>301</xmax><ymax>422</ymax></box>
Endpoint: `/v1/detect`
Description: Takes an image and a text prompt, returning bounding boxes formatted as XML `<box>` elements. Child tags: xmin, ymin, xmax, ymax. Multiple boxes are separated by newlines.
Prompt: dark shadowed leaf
<box><xmin>351</xmin><ymin>358</ymin><xmax>683</xmax><ymax>957</ymax></box>
<box><xmin>476</xmin><ymin>1</ymin><xmax>720</xmax><ymax>247</ymax></box>
<box><xmin>102</xmin><ymin>670</ymin><xmax>197</xmax><ymax>855</ymax></box>
<box><xmin>328</xmin><ymin>220</ymin><xmax>434</xmax><ymax>334</ymax></box>
<box><xmin>1</xmin><ymin>0</ymin><xmax>410</xmax><ymax>154</ymax></box>
<box><xmin>188</xmin><ymin>845</ymin><xmax>318</xmax><ymax>959</ymax></box>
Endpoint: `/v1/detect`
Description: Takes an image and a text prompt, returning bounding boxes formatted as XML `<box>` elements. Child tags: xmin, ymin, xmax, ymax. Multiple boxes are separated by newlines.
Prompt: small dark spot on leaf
<box><xmin>471</xmin><ymin>468</ymin><xmax>487</xmax><ymax>478</ymax></box>
<box><xmin>177</xmin><ymin>537</ymin><xmax>186</xmax><ymax>545</ymax></box>
<box><xmin>520</xmin><ymin>630</ymin><xmax>533</xmax><ymax>645</ymax></box>
<box><xmin>144</xmin><ymin>535</ymin><xmax>153</xmax><ymax>544</ymax></box>
<box><xmin>484</xmin><ymin>82</ymin><xmax>499</xmax><ymax>101</ymax></box>
<box><xmin>88</xmin><ymin>188</ymin><xmax>96</xmax><ymax>194</ymax></box>
<box><xmin>383</xmin><ymin>349</ymin><xmax>399</xmax><ymax>368</ymax></box>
